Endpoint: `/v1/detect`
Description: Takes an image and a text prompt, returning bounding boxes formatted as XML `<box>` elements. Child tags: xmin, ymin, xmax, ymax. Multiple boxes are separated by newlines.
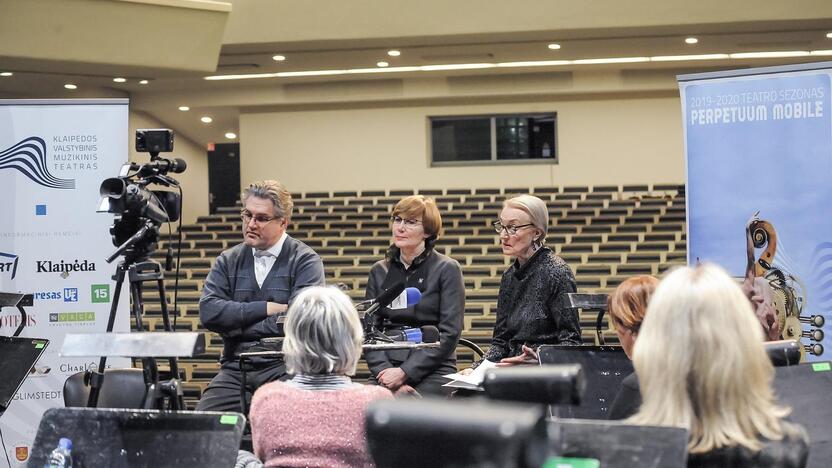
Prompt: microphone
<box><xmin>133</xmin><ymin>157</ymin><xmax>188</xmax><ymax>176</ymax></box>
<box><xmin>384</xmin><ymin>325</ymin><xmax>440</xmax><ymax>344</ymax></box>
<box><xmin>363</xmin><ymin>325</ymin><xmax>441</xmax><ymax>351</ymax></box>
<box><xmin>359</xmin><ymin>283</ymin><xmax>422</xmax><ymax>317</ymax></box>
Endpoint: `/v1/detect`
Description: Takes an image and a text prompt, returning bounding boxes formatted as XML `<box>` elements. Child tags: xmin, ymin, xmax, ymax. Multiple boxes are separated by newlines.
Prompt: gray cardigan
<box><xmin>199</xmin><ymin>237</ymin><xmax>325</xmax><ymax>363</ymax></box>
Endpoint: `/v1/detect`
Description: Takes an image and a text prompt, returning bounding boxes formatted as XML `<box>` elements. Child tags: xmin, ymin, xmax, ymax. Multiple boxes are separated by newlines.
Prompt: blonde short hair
<box><xmin>504</xmin><ymin>195</ymin><xmax>549</xmax><ymax>243</ymax></box>
<box><xmin>242</xmin><ymin>179</ymin><xmax>294</xmax><ymax>220</ymax></box>
<box><xmin>392</xmin><ymin>195</ymin><xmax>443</xmax><ymax>237</ymax></box>
<box><xmin>282</xmin><ymin>286</ymin><xmax>364</xmax><ymax>376</ymax></box>
<box><xmin>630</xmin><ymin>263</ymin><xmax>791</xmax><ymax>453</ymax></box>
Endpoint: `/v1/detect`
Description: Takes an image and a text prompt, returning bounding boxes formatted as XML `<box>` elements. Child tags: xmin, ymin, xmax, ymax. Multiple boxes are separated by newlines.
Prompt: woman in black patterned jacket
<box><xmin>467</xmin><ymin>194</ymin><xmax>581</xmax><ymax>371</ymax></box>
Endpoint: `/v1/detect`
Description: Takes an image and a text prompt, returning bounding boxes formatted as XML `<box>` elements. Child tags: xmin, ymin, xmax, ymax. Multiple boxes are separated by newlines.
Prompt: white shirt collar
<box><xmin>252</xmin><ymin>231</ymin><xmax>288</xmax><ymax>259</ymax></box>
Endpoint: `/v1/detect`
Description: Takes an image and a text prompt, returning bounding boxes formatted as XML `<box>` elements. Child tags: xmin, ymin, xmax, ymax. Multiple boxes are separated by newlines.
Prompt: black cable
<box><xmin>0</xmin><ymin>425</ymin><xmax>12</xmax><ymax>468</ymax></box>
<box><xmin>172</xmin><ymin>185</ymin><xmax>183</xmax><ymax>332</ymax></box>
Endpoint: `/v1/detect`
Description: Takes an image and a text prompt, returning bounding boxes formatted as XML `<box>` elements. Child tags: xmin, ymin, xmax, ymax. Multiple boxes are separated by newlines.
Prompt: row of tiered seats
<box><xmin>136</xmin><ymin>184</ymin><xmax>686</xmax><ymax>408</ymax></box>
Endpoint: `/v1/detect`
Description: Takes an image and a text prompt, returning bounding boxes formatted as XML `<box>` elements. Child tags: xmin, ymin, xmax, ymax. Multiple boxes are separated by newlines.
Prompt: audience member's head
<box><xmin>631</xmin><ymin>263</ymin><xmax>791</xmax><ymax>453</ymax></box>
<box><xmin>283</xmin><ymin>286</ymin><xmax>364</xmax><ymax>376</ymax></box>
<box><xmin>607</xmin><ymin>275</ymin><xmax>659</xmax><ymax>359</ymax></box>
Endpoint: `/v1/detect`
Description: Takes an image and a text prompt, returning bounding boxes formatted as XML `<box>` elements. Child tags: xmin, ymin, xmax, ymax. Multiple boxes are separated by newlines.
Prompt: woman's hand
<box><xmin>496</xmin><ymin>345</ymin><xmax>539</xmax><ymax>367</ymax></box>
<box><xmin>459</xmin><ymin>367</ymin><xmax>474</xmax><ymax>376</ymax></box>
<box><xmin>377</xmin><ymin>367</ymin><xmax>408</xmax><ymax>391</ymax></box>
<box><xmin>394</xmin><ymin>384</ymin><xmax>422</xmax><ymax>398</ymax></box>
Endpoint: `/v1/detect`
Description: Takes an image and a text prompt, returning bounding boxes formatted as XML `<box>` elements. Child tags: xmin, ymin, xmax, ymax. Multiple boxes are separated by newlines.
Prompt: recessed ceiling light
<box><xmin>387</xmin><ymin>50</ymin><xmax>401</xmax><ymax>57</ymax></box>
<box><xmin>225</xmin><ymin>132</ymin><xmax>237</xmax><ymax>139</ymax></box>
<box><xmin>685</xmin><ymin>37</ymin><xmax>699</xmax><ymax>44</ymax></box>
<box><xmin>113</xmin><ymin>77</ymin><xmax>127</xmax><ymax>83</ymax></box>
<box><xmin>178</xmin><ymin>106</ymin><xmax>190</xmax><ymax>111</ymax></box>
<box><xmin>0</xmin><ymin>72</ymin><xmax>12</xmax><ymax>77</ymax></box>
<box><xmin>139</xmin><ymin>79</ymin><xmax>149</xmax><ymax>85</ymax></box>
<box><xmin>547</xmin><ymin>43</ymin><xmax>561</xmax><ymax>50</ymax></box>
<box><xmin>201</xmin><ymin>116</ymin><xmax>213</xmax><ymax>123</ymax></box>
<box><xmin>377</xmin><ymin>61</ymin><xmax>389</xmax><ymax>67</ymax></box>
<box><xmin>272</xmin><ymin>55</ymin><xmax>286</xmax><ymax>61</ymax></box>
<box><xmin>826</xmin><ymin>32</ymin><xmax>832</xmax><ymax>39</ymax></box>
<box><xmin>64</xmin><ymin>83</ymin><xmax>77</xmax><ymax>90</ymax></box>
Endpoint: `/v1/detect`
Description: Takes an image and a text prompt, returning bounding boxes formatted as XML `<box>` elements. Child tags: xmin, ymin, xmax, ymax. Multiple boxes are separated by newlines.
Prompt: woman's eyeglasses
<box><xmin>492</xmin><ymin>221</ymin><xmax>533</xmax><ymax>235</ymax></box>
<box><xmin>391</xmin><ymin>216</ymin><xmax>422</xmax><ymax>229</ymax></box>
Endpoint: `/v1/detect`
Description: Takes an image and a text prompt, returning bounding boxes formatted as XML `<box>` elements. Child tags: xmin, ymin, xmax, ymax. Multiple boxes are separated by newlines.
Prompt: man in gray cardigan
<box><xmin>196</xmin><ymin>180</ymin><xmax>325</xmax><ymax>412</ymax></box>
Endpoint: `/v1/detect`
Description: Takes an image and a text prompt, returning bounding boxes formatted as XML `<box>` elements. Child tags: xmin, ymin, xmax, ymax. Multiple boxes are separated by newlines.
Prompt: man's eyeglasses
<box><xmin>391</xmin><ymin>216</ymin><xmax>422</xmax><ymax>229</ymax></box>
<box><xmin>493</xmin><ymin>221</ymin><xmax>533</xmax><ymax>236</ymax></box>
<box><xmin>241</xmin><ymin>211</ymin><xmax>279</xmax><ymax>226</ymax></box>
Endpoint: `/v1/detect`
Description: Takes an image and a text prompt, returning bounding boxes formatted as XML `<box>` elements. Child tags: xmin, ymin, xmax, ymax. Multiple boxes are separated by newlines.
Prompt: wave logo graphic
<box><xmin>810</xmin><ymin>242</ymin><xmax>832</xmax><ymax>309</ymax></box>
<box><xmin>0</xmin><ymin>136</ymin><xmax>75</xmax><ymax>189</ymax></box>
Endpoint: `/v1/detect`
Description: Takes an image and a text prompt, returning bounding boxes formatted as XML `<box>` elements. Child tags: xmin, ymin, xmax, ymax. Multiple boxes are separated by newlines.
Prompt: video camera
<box><xmin>98</xmin><ymin>129</ymin><xmax>186</xmax><ymax>263</ymax></box>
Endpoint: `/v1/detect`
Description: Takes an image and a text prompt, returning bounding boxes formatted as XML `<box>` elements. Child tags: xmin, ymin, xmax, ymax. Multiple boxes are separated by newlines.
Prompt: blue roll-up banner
<box><xmin>679</xmin><ymin>62</ymin><xmax>832</xmax><ymax>361</ymax></box>
<box><xmin>0</xmin><ymin>99</ymin><xmax>130</xmax><ymax>466</ymax></box>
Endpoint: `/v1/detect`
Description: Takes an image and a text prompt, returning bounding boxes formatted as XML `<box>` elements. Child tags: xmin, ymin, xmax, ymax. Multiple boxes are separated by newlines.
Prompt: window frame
<box><xmin>428</xmin><ymin>112</ymin><xmax>559</xmax><ymax>167</ymax></box>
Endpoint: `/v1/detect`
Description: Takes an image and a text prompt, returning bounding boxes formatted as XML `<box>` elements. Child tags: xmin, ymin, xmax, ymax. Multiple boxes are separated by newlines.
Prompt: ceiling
<box><xmin>2</xmin><ymin>0</ymin><xmax>832</xmax><ymax>147</ymax></box>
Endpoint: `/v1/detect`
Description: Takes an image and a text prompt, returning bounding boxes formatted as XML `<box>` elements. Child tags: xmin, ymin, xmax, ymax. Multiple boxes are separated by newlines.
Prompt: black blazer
<box><xmin>364</xmin><ymin>246</ymin><xmax>464</xmax><ymax>385</ymax></box>
<box><xmin>608</xmin><ymin>372</ymin><xmax>641</xmax><ymax>420</ymax></box>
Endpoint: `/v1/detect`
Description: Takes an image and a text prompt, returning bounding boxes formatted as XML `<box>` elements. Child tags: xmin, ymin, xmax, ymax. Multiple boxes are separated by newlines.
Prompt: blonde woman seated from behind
<box><xmin>630</xmin><ymin>264</ymin><xmax>808</xmax><ymax>468</ymax></box>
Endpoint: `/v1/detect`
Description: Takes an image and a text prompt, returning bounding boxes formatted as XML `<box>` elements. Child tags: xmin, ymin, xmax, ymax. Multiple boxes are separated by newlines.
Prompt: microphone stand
<box><xmin>362</xmin><ymin>307</ymin><xmax>395</xmax><ymax>345</ymax></box>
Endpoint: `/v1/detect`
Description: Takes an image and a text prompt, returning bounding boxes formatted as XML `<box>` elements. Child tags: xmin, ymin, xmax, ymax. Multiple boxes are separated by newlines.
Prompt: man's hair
<box><xmin>242</xmin><ymin>180</ymin><xmax>294</xmax><ymax>219</ymax></box>
<box><xmin>282</xmin><ymin>286</ymin><xmax>364</xmax><ymax>376</ymax></box>
<box><xmin>630</xmin><ymin>263</ymin><xmax>792</xmax><ymax>453</ymax></box>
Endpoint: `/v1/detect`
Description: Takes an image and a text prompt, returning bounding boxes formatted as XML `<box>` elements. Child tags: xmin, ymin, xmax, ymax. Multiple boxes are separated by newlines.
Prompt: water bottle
<box><xmin>43</xmin><ymin>437</ymin><xmax>73</xmax><ymax>468</ymax></box>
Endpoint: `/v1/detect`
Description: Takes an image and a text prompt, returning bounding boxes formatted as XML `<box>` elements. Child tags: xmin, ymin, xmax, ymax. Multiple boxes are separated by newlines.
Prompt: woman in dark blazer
<box><xmin>466</xmin><ymin>194</ymin><xmax>581</xmax><ymax>373</ymax></box>
<box><xmin>364</xmin><ymin>195</ymin><xmax>464</xmax><ymax>396</ymax></box>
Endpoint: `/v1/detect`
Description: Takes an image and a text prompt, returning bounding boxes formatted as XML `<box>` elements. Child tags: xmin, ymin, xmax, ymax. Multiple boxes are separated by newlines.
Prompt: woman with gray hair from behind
<box><xmin>463</xmin><ymin>194</ymin><xmax>581</xmax><ymax>373</ymax></box>
<box><xmin>249</xmin><ymin>286</ymin><xmax>392</xmax><ymax>468</ymax></box>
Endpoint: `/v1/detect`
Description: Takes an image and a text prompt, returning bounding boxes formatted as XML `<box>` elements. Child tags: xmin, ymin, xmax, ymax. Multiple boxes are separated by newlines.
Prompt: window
<box><xmin>430</xmin><ymin>113</ymin><xmax>557</xmax><ymax>165</ymax></box>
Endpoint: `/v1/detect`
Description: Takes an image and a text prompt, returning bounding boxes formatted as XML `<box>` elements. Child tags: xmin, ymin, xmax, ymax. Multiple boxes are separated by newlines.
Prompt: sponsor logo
<box><xmin>12</xmin><ymin>390</ymin><xmax>62</xmax><ymax>401</ymax></box>
<box><xmin>36</xmin><ymin>259</ymin><xmax>96</xmax><ymax>275</ymax></box>
<box><xmin>91</xmin><ymin>284</ymin><xmax>110</xmax><ymax>303</ymax></box>
<box><xmin>59</xmin><ymin>361</ymin><xmax>110</xmax><ymax>374</ymax></box>
<box><xmin>15</xmin><ymin>445</ymin><xmax>29</xmax><ymax>462</ymax></box>
<box><xmin>36</xmin><ymin>204</ymin><xmax>47</xmax><ymax>216</ymax></box>
<box><xmin>32</xmin><ymin>287</ymin><xmax>78</xmax><ymax>302</ymax></box>
<box><xmin>64</xmin><ymin>287</ymin><xmax>78</xmax><ymax>302</ymax></box>
<box><xmin>0</xmin><ymin>310</ymin><xmax>37</xmax><ymax>329</ymax></box>
<box><xmin>0</xmin><ymin>251</ymin><xmax>19</xmax><ymax>279</ymax></box>
<box><xmin>49</xmin><ymin>312</ymin><xmax>95</xmax><ymax>323</ymax></box>
<box><xmin>0</xmin><ymin>136</ymin><xmax>75</xmax><ymax>189</ymax></box>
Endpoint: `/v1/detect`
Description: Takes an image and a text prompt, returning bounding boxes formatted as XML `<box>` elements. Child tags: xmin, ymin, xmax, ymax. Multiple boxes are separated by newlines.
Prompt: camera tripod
<box><xmin>86</xmin><ymin>220</ymin><xmax>185</xmax><ymax>410</ymax></box>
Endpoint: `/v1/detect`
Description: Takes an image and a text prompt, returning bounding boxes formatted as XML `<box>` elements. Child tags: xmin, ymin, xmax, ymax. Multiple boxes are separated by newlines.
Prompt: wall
<box><xmin>128</xmin><ymin>111</ymin><xmax>209</xmax><ymax>224</ymax></box>
<box><xmin>239</xmin><ymin>94</ymin><xmax>684</xmax><ymax>194</ymax></box>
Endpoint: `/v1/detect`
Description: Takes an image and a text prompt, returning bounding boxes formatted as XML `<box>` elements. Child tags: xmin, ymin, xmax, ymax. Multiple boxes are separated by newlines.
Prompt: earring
<box><xmin>532</xmin><ymin>237</ymin><xmax>543</xmax><ymax>251</ymax></box>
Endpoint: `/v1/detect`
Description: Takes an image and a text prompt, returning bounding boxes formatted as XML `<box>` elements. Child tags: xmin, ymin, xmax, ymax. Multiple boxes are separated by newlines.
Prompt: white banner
<box><xmin>0</xmin><ymin>99</ymin><xmax>131</xmax><ymax>466</ymax></box>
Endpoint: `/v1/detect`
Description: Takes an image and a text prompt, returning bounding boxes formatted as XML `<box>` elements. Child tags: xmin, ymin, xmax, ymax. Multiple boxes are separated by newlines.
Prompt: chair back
<box><xmin>63</xmin><ymin>368</ymin><xmax>147</xmax><ymax>408</ymax></box>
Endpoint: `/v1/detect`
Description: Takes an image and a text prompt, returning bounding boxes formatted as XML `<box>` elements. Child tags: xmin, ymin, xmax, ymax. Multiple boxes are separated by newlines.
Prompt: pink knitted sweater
<box><xmin>250</xmin><ymin>380</ymin><xmax>393</xmax><ymax>468</ymax></box>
